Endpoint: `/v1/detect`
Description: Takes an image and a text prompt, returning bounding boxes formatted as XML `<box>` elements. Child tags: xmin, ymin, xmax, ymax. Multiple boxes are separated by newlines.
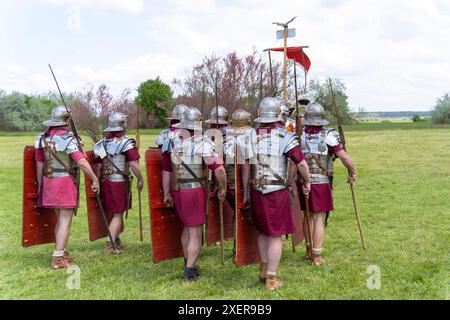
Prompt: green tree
<box><xmin>135</xmin><ymin>77</ymin><xmax>173</xmax><ymax>126</ymax></box>
<box><xmin>309</xmin><ymin>78</ymin><xmax>353</xmax><ymax>124</ymax></box>
<box><xmin>0</xmin><ymin>92</ymin><xmax>51</xmax><ymax>131</ymax></box>
<box><xmin>431</xmin><ymin>93</ymin><xmax>450</xmax><ymax>124</ymax></box>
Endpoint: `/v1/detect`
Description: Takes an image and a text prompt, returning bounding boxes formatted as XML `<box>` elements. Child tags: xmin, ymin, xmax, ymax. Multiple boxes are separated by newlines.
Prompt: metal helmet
<box><xmin>43</xmin><ymin>106</ymin><xmax>70</xmax><ymax>127</ymax></box>
<box><xmin>298</xmin><ymin>95</ymin><xmax>312</xmax><ymax>107</ymax></box>
<box><xmin>279</xmin><ymin>104</ymin><xmax>290</xmax><ymax>121</ymax></box>
<box><xmin>167</xmin><ymin>104</ymin><xmax>189</xmax><ymax>121</ymax></box>
<box><xmin>303</xmin><ymin>102</ymin><xmax>330</xmax><ymax>126</ymax></box>
<box><xmin>104</xmin><ymin>112</ymin><xmax>128</xmax><ymax>132</ymax></box>
<box><xmin>254</xmin><ymin>97</ymin><xmax>283</xmax><ymax>124</ymax></box>
<box><xmin>230</xmin><ymin>109</ymin><xmax>252</xmax><ymax>133</ymax></box>
<box><xmin>173</xmin><ymin>107</ymin><xmax>203</xmax><ymax>131</ymax></box>
<box><xmin>205</xmin><ymin>106</ymin><xmax>229</xmax><ymax>125</ymax></box>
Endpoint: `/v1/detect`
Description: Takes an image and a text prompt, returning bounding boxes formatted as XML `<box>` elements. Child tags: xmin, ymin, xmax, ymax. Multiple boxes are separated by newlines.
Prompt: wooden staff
<box><xmin>136</xmin><ymin>105</ymin><xmax>143</xmax><ymax>242</ymax></box>
<box><xmin>215</xmin><ymin>79</ymin><xmax>225</xmax><ymax>264</ymax></box>
<box><xmin>328</xmin><ymin>78</ymin><xmax>366</xmax><ymax>250</ymax></box>
<box><xmin>304</xmin><ymin>194</ymin><xmax>313</xmax><ymax>260</ymax></box>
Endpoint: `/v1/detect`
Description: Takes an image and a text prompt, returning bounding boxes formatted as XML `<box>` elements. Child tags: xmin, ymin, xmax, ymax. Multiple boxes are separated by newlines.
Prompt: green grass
<box><xmin>0</xmin><ymin>125</ymin><xmax>449</xmax><ymax>299</ymax></box>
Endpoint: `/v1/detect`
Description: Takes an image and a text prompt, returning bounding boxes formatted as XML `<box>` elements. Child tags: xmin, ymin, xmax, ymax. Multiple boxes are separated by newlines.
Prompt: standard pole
<box><xmin>268</xmin><ymin>50</ymin><xmax>274</xmax><ymax>96</ymax></box>
<box><xmin>282</xmin><ymin>26</ymin><xmax>288</xmax><ymax>99</ymax></box>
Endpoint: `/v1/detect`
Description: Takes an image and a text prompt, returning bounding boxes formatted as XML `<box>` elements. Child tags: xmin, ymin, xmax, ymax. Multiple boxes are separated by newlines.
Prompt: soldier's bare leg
<box><xmin>312</xmin><ymin>212</ymin><xmax>326</xmax><ymax>265</ymax></box>
<box><xmin>312</xmin><ymin>212</ymin><xmax>325</xmax><ymax>249</ymax></box>
<box><xmin>55</xmin><ymin>209</ymin><xmax>74</xmax><ymax>251</ymax></box>
<box><xmin>303</xmin><ymin>212</ymin><xmax>314</xmax><ymax>260</ymax></box>
<box><xmin>51</xmin><ymin>209</ymin><xmax>74</xmax><ymax>269</ymax></box>
<box><xmin>109</xmin><ymin>213</ymin><xmax>123</xmax><ymax>241</ymax></box>
<box><xmin>267</xmin><ymin>236</ymin><xmax>282</xmax><ymax>273</ymax></box>
<box><xmin>186</xmin><ymin>226</ymin><xmax>202</xmax><ymax>268</ymax></box>
<box><xmin>181</xmin><ymin>228</ymin><xmax>189</xmax><ymax>259</ymax></box>
<box><xmin>257</xmin><ymin>233</ymin><xmax>269</xmax><ymax>283</ymax></box>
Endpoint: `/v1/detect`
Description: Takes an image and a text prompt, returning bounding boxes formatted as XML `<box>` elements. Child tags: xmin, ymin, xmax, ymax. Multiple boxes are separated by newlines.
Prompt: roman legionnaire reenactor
<box><xmin>93</xmin><ymin>112</ymin><xmax>144</xmax><ymax>254</ymax></box>
<box><xmin>35</xmin><ymin>106</ymin><xmax>99</xmax><ymax>269</ymax></box>
<box><xmin>244</xmin><ymin>97</ymin><xmax>311</xmax><ymax>290</ymax></box>
<box><xmin>299</xmin><ymin>102</ymin><xmax>357</xmax><ymax>265</ymax></box>
<box><xmin>161</xmin><ymin>107</ymin><xmax>227</xmax><ymax>281</ymax></box>
<box><xmin>205</xmin><ymin>105</ymin><xmax>229</xmax><ymax>159</ymax></box>
<box><xmin>156</xmin><ymin>104</ymin><xmax>190</xmax><ymax>149</ymax></box>
<box><xmin>224</xmin><ymin>109</ymin><xmax>254</xmax><ymax>209</ymax></box>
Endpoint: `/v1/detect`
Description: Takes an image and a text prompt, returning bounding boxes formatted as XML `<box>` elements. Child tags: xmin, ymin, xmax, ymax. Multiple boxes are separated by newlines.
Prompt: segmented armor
<box><xmin>300</xmin><ymin>128</ymin><xmax>340</xmax><ymax>184</ymax></box>
<box><xmin>251</xmin><ymin>127</ymin><xmax>299</xmax><ymax>194</ymax></box>
<box><xmin>223</xmin><ymin>127</ymin><xmax>255</xmax><ymax>189</ymax></box>
<box><xmin>170</xmin><ymin>134</ymin><xmax>217</xmax><ymax>190</ymax></box>
<box><xmin>94</xmin><ymin>136</ymin><xmax>136</xmax><ymax>182</ymax></box>
<box><xmin>35</xmin><ymin>132</ymin><xmax>79</xmax><ymax>179</ymax></box>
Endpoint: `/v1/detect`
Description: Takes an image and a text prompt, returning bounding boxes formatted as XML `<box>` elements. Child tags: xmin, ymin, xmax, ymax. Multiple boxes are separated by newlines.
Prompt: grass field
<box><xmin>0</xmin><ymin>123</ymin><xmax>449</xmax><ymax>300</ymax></box>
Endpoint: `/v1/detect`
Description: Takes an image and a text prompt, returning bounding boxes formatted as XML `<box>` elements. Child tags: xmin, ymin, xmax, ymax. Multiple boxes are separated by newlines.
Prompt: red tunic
<box><xmin>162</xmin><ymin>133</ymin><xmax>223</xmax><ymax>227</ymax></box>
<box><xmin>250</xmin><ymin>125</ymin><xmax>305</xmax><ymax>237</ymax></box>
<box><xmin>299</xmin><ymin>126</ymin><xmax>344</xmax><ymax>213</ymax></box>
<box><xmin>98</xmin><ymin>132</ymin><xmax>140</xmax><ymax>216</ymax></box>
<box><xmin>35</xmin><ymin>127</ymin><xmax>85</xmax><ymax>209</ymax></box>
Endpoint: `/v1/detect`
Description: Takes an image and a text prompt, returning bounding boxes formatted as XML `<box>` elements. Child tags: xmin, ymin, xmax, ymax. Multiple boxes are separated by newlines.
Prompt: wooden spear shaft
<box><xmin>328</xmin><ymin>78</ymin><xmax>366</xmax><ymax>250</ymax></box>
<box><xmin>136</xmin><ymin>105</ymin><xmax>143</xmax><ymax>242</ymax></box>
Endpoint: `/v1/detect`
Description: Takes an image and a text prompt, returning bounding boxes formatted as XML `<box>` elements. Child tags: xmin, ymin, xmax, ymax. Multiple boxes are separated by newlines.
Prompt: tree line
<box><xmin>1</xmin><ymin>51</ymin><xmax>448</xmax><ymax>137</ymax></box>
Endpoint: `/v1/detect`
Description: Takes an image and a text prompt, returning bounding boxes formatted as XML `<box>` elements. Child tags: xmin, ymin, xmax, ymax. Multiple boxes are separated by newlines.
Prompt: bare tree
<box><xmin>70</xmin><ymin>84</ymin><xmax>138</xmax><ymax>142</ymax></box>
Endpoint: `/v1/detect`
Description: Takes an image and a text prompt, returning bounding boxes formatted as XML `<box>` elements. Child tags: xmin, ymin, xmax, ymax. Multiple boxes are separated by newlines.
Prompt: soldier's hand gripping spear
<box><xmin>328</xmin><ymin>78</ymin><xmax>366</xmax><ymax>250</ymax></box>
<box><xmin>48</xmin><ymin>64</ymin><xmax>116</xmax><ymax>251</ymax></box>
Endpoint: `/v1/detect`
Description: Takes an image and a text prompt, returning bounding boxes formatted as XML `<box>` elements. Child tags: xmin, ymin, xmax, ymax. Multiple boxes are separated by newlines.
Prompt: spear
<box><xmin>48</xmin><ymin>64</ymin><xmax>116</xmax><ymax>251</ymax></box>
<box><xmin>328</xmin><ymin>78</ymin><xmax>366</xmax><ymax>250</ymax></box>
<box><xmin>136</xmin><ymin>105</ymin><xmax>143</xmax><ymax>242</ymax></box>
<box><xmin>215</xmin><ymin>78</ymin><xmax>225</xmax><ymax>265</ymax></box>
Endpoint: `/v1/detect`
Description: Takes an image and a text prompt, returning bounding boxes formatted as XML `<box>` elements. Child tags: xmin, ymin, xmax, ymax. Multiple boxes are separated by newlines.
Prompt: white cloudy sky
<box><xmin>1</xmin><ymin>0</ymin><xmax>450</xmax><ymax>111</ymax></box>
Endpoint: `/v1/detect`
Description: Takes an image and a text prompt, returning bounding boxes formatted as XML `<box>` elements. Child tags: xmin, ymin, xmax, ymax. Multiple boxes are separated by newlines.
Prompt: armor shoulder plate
<box><xmin>156</xmin><ymin>129</ymin><xmax>169</xmax><ymax>146</ymax></box>
<box><xmin>120</xmin><ymin>136</ymin><xmax>136</xmax><ymax>153</ymax></box>
<box><xmin>94</xmin><ymin>139</ymin><xmax>107</xmax><ymax>159</ymax></box>
<box><xmin>276</xmin><ymin>127</ymin><xmax>299</xmax><ymax>154</ymax></box>
<box><xmin>35</xmin><ymin>134</ymin><xmax>45</xmax><ymax>149</ymax></box>
<box><xmin>51</xmin><ymin>132</ymin><xmax>77</xmax><ymax>153</ymax></box>
<box><xmin>193</xmin><ymin>136</ymin><xmax>216</xmax><ymax>158</ymax></box>
<box><xmin>105</xmin><ymin>136</ymin><xmax>136</xmax><ymax>156</ymax></box>
<box><xmin>324</xmin><ymin>128</ymin><xmax>341</xmax><ymax>147</ymax></box>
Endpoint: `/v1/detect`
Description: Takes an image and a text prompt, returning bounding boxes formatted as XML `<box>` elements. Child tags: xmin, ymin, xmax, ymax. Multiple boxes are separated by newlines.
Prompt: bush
<box><xmin>431</xmin><ymin>93</ymin><xmax>450</xmax><ymax>124</ymax></box>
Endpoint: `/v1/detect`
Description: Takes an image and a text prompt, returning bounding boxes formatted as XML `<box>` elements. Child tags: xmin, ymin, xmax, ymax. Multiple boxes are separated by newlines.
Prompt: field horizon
<box><xmin>0</xmin><ymin>123</ymin><xmax>449</xmax><ymax>300</ymax></box>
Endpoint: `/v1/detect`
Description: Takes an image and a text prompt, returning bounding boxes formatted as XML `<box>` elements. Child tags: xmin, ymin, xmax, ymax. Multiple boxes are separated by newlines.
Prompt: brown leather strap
<box><xmin>178</xmin><ymin>177</ymin><xmax>207</xmax><ymax>184</ymax></box>
<box><xmin>250</xmin><ymin>178</ymin><xmax>286</xmax><ymax>187</ymax></box>
<box><xmin>305</xmin><ymin>140</ymin><xmax>330</xmax><ymax>177</ymax></box>
<box><xmin>257</xmin><ymin>155</ymin><xmax>290</xmax><ymax>188</ymax></box>
<box><xmin>42</xmin><ymin>139</ymin><xmax>71</xmax><ymax>173</ymax></box>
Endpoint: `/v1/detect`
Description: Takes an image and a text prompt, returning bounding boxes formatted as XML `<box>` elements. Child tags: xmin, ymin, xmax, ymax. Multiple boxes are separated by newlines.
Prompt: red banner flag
<box><xmin>270</xmin><ymin>46</ymin><xmax>311</xmax><ymax>72</ymax></box>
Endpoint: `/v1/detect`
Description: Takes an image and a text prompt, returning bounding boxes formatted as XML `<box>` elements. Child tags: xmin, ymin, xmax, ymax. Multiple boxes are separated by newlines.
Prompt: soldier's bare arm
<box><xmin>213</xmin><ymin>166</ymin><xmax>227</xmax><ymax>203</ymax></box>
<box><xmin>129</xmin><ymin>160</ymin><xmax>144</xmax><ymax>192</ymax></box>
<box><xmin>297</xmin><ymin>159</ymin><xmax>311</xmax><ymax>194</ymax></box>
<box><xmin>335</xmin><ymin>149</ymin><xmax>357</xmax><ymax>184</ymax></box>
<box><xmin>36</xmin><ymin>161</ymin><xmax>44</xmax><ymax>192</ymax></box>
<box><xmin>77</xmin><ymin>158</ymin><xmax>99</xmax><ymax>193</ymax></box>
<box><xmin>162</xmin><ymin>171</ymin><xmax>173</xmax><ymax>207</ymax></box>
<box><xmin>241</xmin><ymin>162</ymin><xmax>251</xmax><ymax>205</ymax></box>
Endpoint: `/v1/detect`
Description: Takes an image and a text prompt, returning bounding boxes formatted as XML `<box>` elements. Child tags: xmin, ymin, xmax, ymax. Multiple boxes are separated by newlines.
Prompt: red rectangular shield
<box><xmin>234</xmin><ymin>163</ymin><xmax>260</xmax><ymax>267</ymax></box>
<box><xmin>290</xmin><ymin>181</ymin><xmax>304</xmax><ymax>246</ymax></box>
<box><xmin>22</xmin><ymin>146</ymin><xmax>57</xmax><ymax>247</ymax></box>
<box><xmin>84</xmin><ymin>151</ymin><xmax>109</xmax><ymax>241</ymax></box>
<box><xmin>146</xmin><ymin>148</ymin><xmax>183</xmax><ymax>263</ymax></box>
